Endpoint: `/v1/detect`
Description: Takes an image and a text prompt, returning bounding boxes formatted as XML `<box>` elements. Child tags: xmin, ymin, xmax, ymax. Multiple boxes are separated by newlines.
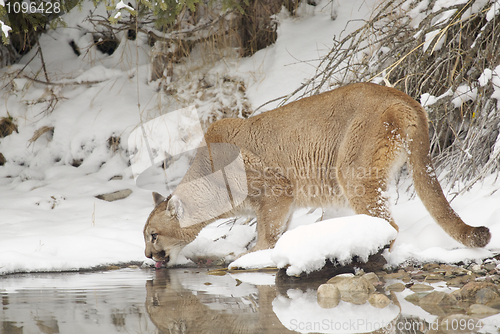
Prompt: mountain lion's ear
<box><xmin>166</xmin><ymin>195</ymin><xmax>184</xmax><ymax>220</ymax></box>
<box><xmin>152</xmin><ymin>192</ymin><xmax>166</xmax><ymax>207</ymax></box>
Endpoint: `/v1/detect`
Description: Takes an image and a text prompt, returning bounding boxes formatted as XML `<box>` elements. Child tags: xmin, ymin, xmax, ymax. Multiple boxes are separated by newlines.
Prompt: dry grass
<box><xmin>28</xmin><ymin>126</ymin><xmax>54</xmax><ymax>146</ymax></box>
<box><xmin>0</xmin><ymin>116</ymin><xmax>18</xmax><ymax>138</ymax></box>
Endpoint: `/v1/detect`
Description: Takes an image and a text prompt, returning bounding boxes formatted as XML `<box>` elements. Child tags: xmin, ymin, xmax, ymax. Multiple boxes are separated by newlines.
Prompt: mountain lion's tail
<box><xmin>404</xmin><ymin>104</ymin><xmax>491</xmax><ymax>248</ymax></box>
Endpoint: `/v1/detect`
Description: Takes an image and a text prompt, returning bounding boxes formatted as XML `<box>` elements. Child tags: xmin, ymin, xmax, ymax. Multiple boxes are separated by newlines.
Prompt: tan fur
<box><xmin>144</xmin><ymin>83</ymin><xmax>491</xmax><ymax>266</ymax></box>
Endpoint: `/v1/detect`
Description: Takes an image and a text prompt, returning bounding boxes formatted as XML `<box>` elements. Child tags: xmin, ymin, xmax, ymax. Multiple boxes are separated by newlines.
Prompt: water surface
<box><xmin>3</xmin><ymin>267</ymin><xmax>494</xmax><ymax>334</ymax></box>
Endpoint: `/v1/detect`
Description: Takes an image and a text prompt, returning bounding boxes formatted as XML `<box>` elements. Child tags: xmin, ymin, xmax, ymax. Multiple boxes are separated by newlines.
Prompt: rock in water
<box><xmin>369</xmin><ymin>293</ymin><xmax>391</xmax><ymax>309</ymax></box>
<box><xmin>317</xmin><ymin>284</ymin><xmax>341</xmax><ymax>308</ymax></box>
<box><xmin>326</xmin><ymin>274</ymin><xmax>376</xmax><ymax>305</ymax></box>
<box><xmin>419</xmin><ymin>291</ymin><xmax>457</xmax><ymax>306</ymax></box>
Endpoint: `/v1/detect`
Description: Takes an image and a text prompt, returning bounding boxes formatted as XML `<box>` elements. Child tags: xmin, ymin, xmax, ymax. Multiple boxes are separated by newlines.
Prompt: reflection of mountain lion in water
<box><xmin>144</xmin><ymin>83</ymin><xmax>491</xmax><ymax>267</ymax></box>
<box><xmin>145</xmin><ymin>271</ymin><xmax>284</xmax><ymax>333</ymax></box>
<box><xmin>144</xmin><ymin>271</ymin><xmax>402</xmax><ymax>334</ymax></box>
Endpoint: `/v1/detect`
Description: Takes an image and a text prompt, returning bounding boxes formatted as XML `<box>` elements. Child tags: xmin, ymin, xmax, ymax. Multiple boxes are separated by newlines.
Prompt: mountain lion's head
<box><xmin>143</xmin><ymin>192</ymin><xmax>200</xmax><ymax>268</ymax></box>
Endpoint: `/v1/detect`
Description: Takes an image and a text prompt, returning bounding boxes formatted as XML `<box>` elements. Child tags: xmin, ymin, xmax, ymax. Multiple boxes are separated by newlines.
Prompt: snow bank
<box><xmin>0</xmin><ymin>165</ymin><xmax>153</xmax><ymax>275</ymax></box>
<box><xmin>272</xmin><ymin>216</ymin><xmax>396</xmax><ymax>276</ymax></box>
<box><xmin>229</xmin><ymin>249</ymin><xmax>276</xmax><ymax>270</ymax></box>
<box><xmin>230</xmin><ymin>215</ymin><xmax>396</xmax><ymax>276</ymax></box>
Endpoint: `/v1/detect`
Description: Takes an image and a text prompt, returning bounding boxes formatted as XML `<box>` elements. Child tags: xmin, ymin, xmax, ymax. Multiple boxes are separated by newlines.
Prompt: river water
<box><xmin>1</xmin><ymin>267</ymin><xmax>497</xmax><ymax>334</ymax></box>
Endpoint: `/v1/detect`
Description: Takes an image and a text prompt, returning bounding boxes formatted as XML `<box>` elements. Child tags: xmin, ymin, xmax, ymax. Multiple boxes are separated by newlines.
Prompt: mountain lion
<box><xmin>144</xmin><ymin>83</ymin><xmax>491</xmax><ymax>267</ymax></box>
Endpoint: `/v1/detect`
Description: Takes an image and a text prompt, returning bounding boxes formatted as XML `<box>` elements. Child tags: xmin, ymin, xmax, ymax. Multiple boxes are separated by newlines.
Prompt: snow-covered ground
<box><xmin>1</xmin><ymin>0</ymin><xmax>499</xmax><ymax>275</ymax></box>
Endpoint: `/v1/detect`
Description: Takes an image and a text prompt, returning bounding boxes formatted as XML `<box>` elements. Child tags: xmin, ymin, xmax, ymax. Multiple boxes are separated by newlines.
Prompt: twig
<box><xmin>36</xmin><ymin>39</ymin><xmax>50</xmax><ymax>83</ymax></box>
<box><xmin>1</xmin><ymin>48</ymin><xmax>40</xmax><ymax>90</ymax></box>
<box><xmin>22</xmin><ymin>74</ymin><xmax>107</xmax><ymax>86</ymax></box>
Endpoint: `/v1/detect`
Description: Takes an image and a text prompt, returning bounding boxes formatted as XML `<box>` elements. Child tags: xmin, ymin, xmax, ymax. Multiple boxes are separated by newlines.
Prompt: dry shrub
<box><xmin>93</xmin><ymin>31</ymin><xmax>120</xmax><ymax>56</ymax></box>
<box><xmin>107</xmin><ymin>135</ymin><xmax>121</xmax><ymax>153</ymax></box>
<box><xmin>175</xmin><ymin>73</ymin><xmax>252</xmax><ymax>129</ymax></box>
<box><xmin>238</xmin><ymin>0</ymin><xmax>284</xmax><ymax>56</ymax></box>
<box><xmin>0</xmin><ymin>116</ymin><xmax>18</xmax><ymax>138</ymax></box>
<box><xmin>269</xmin><ymin>0</ymin><xmax>500</xmax><ymax>189</ymax></box>
<box><xmin>150</xmin><ymin>40</ymin><xmax>178</xmax><ymax>82</ymax></box>
<box><xmin>148</xmin><ymin>5</ymin><xmax>240</xmax><ymax>82</ymax></box>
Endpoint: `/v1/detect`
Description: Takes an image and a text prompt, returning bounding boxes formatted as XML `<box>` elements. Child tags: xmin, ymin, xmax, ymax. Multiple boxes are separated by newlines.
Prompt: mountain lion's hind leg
<box><xmin>342</xmin><ymin>173</ymin><xmax>398</xmax><ymax>229</ymax></box>
<box><xmin>336</xmin><ymin>111</ymin><xmax>407</xmax><ymax>249</ymax></box>
<box><xmin>336</xmin><ymin>158</ymin><xmax>400</xmax><ymax>249</ymax></box>
<box><xmin>341</xmin><ymin>174</ymin><xmax>399</xmax><ymax>249</ymax></box>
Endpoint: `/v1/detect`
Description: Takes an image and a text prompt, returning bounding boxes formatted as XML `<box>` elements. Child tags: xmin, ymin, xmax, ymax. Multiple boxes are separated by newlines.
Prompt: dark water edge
<box><xmin>0</xmin><ymin>261</ymin><xmax>150</xmax><ymax>277</ymax></box>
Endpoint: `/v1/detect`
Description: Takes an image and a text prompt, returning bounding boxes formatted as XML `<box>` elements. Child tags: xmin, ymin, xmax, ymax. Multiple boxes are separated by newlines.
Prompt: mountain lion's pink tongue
<box><xmin>155</xmin><ymin>261</ymin><xmax>163</xmax><ymax>269</ymax></box>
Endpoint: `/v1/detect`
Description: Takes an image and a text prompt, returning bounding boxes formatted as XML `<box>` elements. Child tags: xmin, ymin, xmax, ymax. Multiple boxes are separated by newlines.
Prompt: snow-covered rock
<box><xmin>230</xmin><ymin>215</ymin><xmax>397</xmax><ymax>276</ymax></box>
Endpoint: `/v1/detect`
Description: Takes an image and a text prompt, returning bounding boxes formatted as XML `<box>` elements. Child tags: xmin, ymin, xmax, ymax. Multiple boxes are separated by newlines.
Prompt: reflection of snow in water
<box><xmin>0</xmin><ymin>269</ymin><xmax>155</xmax><ymax>334</ymax></box>
<box><xmin>171</xmin><ymin>267</ymin><xmax>259</xmax><ymax>298</ymax></box>
<box><xmin>273</xmin><ymin>289</ymin><xmax>400</xmax><ymax>334</ymax></box>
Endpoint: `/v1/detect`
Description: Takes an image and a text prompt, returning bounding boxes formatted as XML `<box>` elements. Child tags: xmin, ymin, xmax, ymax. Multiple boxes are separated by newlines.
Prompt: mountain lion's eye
<box><xmin>151</xmin><ymin>233</ymin><xmax>158</xmax><ymax>242</ymax></box>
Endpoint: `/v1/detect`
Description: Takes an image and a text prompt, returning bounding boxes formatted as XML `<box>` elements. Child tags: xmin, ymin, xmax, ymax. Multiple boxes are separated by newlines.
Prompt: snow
<box><xmin>116</xmin><ymin>0</ymin><xmax>134</xmax><ymax>12</ymax></box>
<box><xmin>406</xmin><ymin>0</ymin><xmax>431</xmax><ymax>28</ymax></box>
<box><xmin>229</xmin><ymin>249</ymin><xmax>276</xmax><ymax>270</ymax></box>
<box><xmin>487</xmin><ymin>0</ymin><xmax>500</xmax><ymax>21</ymax></box>
<box><xmin>127</xmin><ymin>105</ymin><xmax>204</xmax><ymax>191</ymax></box>
<box><xmin>478</xmin><ymin>65</ymin><xmax>500</xmax><ymax>109</ymax></box>
<box><xmin>451</xmin><ymin>84</ymin><xmax>478</xmax><ymax>108</ymax></box>
<box><xmin>273</xmin><ymin>215</ymin><xmax>395</xmax><ymax>276</ymax></box>
<box><xmin>423</xmin><ymin>29</ymin><xmax>447</xmax><ymax>53</ymax></box>
<box><xmin>420</xmin><ymin>89</ymin><xmax>453</xmax><ymax>109</ymax></box>
<box><xmin>272</xmin><ymin>215</ymin><xmax>397</xmax><ymax>275</ymax></box>
<box><xmin>0</xmin><ymin>1</ymin><xmax>10</xmax><ymax>37</ymax></box>
<box><xmin>432</xmin><ymin>0</ymin><xmax>468</xmax><ymax>12</ymax></box>
<box><xmin>234</xmin><ymin>0</ymin><xmax>376</xmax><ymax>111</ymax></box>
<box><xmin>0</xmin><ymin>168</ymin><xmax>152</xmax><ymax>274</ymax></box>
<box><xmin>491</xmin><ymin>65</ymin><xmax>500</xmax><ymax>104</ymax></box>
<box><xmin>1</xmin><ymin>19</ymin><xmax>11</xmax><ymax>37</ymax></box>
<box><xmin>479</xmin><ymin>68</ymin><xmax>493</xmax><ymax>86</ymax></box>
<box><xmin>1</xmin><ymin>0</ymin><xmax>500</xmax><ymax>276</ymax></box>
<box><xmin>229</xmin><ymin>194</ymin><xmax>500</xmax><ymax>275</ymax></box>
<box><xmin>420</xmin><ymin>93</ymin><xmax>438</xmax><ymax>107</ymax></box>
<box><xmin>229</xmin><ymin>216</ymin><xmax>395</xmax><ymax>275</ymax></box>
